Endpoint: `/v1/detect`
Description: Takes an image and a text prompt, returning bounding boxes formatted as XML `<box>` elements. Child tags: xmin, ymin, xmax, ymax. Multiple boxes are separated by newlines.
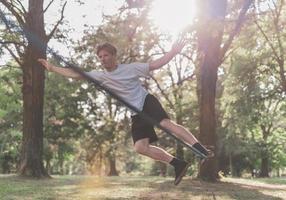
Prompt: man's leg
<box><xmin>134</xmin><ymin>138</ymin><xmax>189</xmax><ymax>185</ymax></box>
<box><xmin>134</xmin><ymin>138</ymin><xmax>173</xmax><ymax>163</ymax></box>
<box><xmin>159</xmin><ymin>119</ymin><xmax>198</xmax><ymax>145</ymax></box>
<box><xmin>159</xmin><ymin>119</ymin><xmax>211</xmax><ymax>157</ymax></box>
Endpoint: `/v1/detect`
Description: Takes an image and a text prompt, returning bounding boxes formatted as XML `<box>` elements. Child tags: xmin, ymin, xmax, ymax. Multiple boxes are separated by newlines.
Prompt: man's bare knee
<box><xmin>160</xmin><ymin>118</ymin><xmax>171</xmax><ymax>127</ymax></box>
<box><xmin>134</xmin><ymin>140</ymin><xmax>149</xmax><ymax>155</ymax></box>
<box><xmin>160</xmin><ymin>119</ymin><xmax>180</xmax><ymax>130</ymax></box>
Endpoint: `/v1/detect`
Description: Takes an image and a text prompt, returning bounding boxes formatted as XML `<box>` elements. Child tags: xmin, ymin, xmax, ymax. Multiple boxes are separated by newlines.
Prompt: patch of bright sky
<box><xmin>49</xmin><ymin>0</ymin><xmax>124</xmax><ymax>39</ymax></box>
<box><xmin>46</xmin><ymin>0</ymin><xmax>124</xmax><ymax>57</ymax></box>
<box><xmin>46</xmin><ymin>0</ymin><xmax>197</xmax><ymax>55</ymax></box>
<box><xmin>256</xmin><ymin>0</ymin><xmax>276</xmax><ymax>12</ymax></box>
<box><xmin>47</xmin><ymin>0</ymin><xmax>195</xmax><ymax>56</ymax></box>
<box><xmin>55</xmin><ymin>0</ymin><xmax>196</xmax><ymax>40</ymax></box>
<box><xmin>1</xmin><ymin>0</ymin><xmax>196</xmax><ymax>63</ymax></box>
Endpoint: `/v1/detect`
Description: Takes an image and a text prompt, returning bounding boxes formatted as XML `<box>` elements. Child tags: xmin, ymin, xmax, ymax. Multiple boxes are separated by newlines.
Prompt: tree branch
<box><xmin>44</xmin><ymin>0</ymin><xmax>56</xmax><ymax>13</ymax></box>
<box><xmin>176</xmin><ymin>73</ymin><xmax>196</xmax><ymax>85</ymax></box>
<box><xmin>150</xmin><ymin>74</ymin><xmax>175</xmax><ymax>110</ymax></box>
<box><xmin>46</xmin><ymin>1</ymin><xmax>67</xmax><ymax>41</ymax></box>
<box><xmin>220</xmin><ymin>0</ymin><xmax>254</xmax><ymax>60</ymax></box>
<box><xmin>0</xmin><ymin>40</ymin><xmax>23</xmax><ymax>46</ymax></box>
<box><xmin>0</xmin><ymin>40</ymin><xmax>25</xmax><ymax>58</ymax></box>
<box><xmin>0</xmin><ymin>0</ymin><xmax>26</xmax><ymax>27</ymax></box>
<box><xmin>180</xmin><ymin>52</ymin><xmax>195</xmax><ymax>65</ymax></box>
<box><xmin>221</xmin><ymin>45</ymin><xmax>240</xmax><ymax>63</ymax></box>
<box><xmin>254</xmin><ymin>19</ymin><xmax>281</xmax><ymax>64</ymax></box>
<box><xmin>13</xmin><ymin>0</ymin><xmax>27</xmax><ymax>16</ymax></box>
<box><xmin>273</xmin><ymin>2</ymin><xmax>285</xmax><ymax>59</ymax></box>
<box><xmin>3</xmin><ymin>44</ymin><xmax>22</xmax><ymax>66</ymax></box>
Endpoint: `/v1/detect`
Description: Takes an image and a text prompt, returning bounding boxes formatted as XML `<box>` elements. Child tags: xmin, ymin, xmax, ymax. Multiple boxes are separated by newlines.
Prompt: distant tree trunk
<box><xmin>108</xmin><ymin>153</ymin><xmax>119</xmax><ymax>176</ymax></box>
<box><xmin>260</xmin><ymin>155</ymin><xmax>269</xmax><ymax>177</ymax></box>
<box><xmin>176</xmin><ymin>113</ymin><xmax>184</xmax><ymax>160</ymax></box>
<box><xmin>158</xmin><ymin>162</ymin><xmax>167</xmax><ymax>176</ymax></box>
<box><xmin>58</xmin><ymin>149</ymin><xmax>65</xmax><ymax>175</ymax></box>
<box><xmin>229</xmin><ymin>154</ymin><xmax>233</xmax><ymax>176</ymax></box>
<box><xmin>176</xmin><ymin>143</ymin><xmax>184</xmax><ymax>160</ymax></box>
<box><xmin>2</xmin><ymin>153</ymin><xmax>12</xmax><ymax>173</ymax></box>
<box><xmin>18</xmin><ymin>0</ymin><xmax>48</xmax><ymax>178</ymax></box>
<box><xmin>260</xmin><ymin>126</ymin><xmax>270</xmax><ymax>177</ymax></box>
<box><xmin>276</xmin><ymin>168</ymin><xmax>280</xmax><ymax>177</ymax></box>
<box><xmin>217</xmin><ymin>148</ymin><xmax>229</xmax><ymax>176</ymax></box>
<box><xmin>45</xmin><ymin>158</ymin><xmax>51</xmax><ymax>174</ymax></box>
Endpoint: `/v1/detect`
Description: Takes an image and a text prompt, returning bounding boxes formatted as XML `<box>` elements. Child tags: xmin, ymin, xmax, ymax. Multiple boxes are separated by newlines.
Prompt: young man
<box><xmin>38</xmin><ymin>38</ymin><xmax>211</xmax><ymax>185</ymax></box>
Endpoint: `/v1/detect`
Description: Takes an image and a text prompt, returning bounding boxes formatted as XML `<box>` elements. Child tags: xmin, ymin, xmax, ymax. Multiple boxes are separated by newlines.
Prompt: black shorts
<box><xmin>131</xmin><ymin>94</ymin><xmax>169</xmax><ymax>144</ymax></box>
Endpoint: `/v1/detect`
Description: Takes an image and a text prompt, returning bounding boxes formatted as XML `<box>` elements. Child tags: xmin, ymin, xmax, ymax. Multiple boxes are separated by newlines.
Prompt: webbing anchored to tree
<box><xmin>0</xmin><ymin>10</ymin><xmax>207</xmax><ymax>159</ymax></box>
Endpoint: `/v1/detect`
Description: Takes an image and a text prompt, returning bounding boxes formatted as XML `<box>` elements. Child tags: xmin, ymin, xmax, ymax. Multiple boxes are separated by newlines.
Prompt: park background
<box><xmin>0</xmin><ymin>0</ymin><xmax>286</xmax><ymax>199</ymax></box>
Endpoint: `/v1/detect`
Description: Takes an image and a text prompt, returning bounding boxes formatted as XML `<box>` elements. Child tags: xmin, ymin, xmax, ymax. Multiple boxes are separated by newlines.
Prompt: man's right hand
<box><xmin>38</xmin><ymin>59</ymin><xmax>54</xmax><ymax>72</ymax></box>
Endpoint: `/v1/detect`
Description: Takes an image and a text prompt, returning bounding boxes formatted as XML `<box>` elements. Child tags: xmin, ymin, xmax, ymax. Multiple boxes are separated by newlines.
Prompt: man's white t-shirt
<box><xmin>86</xmin><ymin>62</ymin><xmax>150</xmax><ymax>111</ymax></box>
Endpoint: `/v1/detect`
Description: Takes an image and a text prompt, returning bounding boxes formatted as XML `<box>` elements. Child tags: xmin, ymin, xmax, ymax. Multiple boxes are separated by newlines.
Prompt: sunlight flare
<box><xmin>149</xmin><ymin>0</ymin><xmax>196</xmax><ymax>36</ymax></box>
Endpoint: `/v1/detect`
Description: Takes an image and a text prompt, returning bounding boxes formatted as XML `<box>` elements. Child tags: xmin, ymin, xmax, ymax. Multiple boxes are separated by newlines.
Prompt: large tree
<box><xmin>196</xmin><ymin>0</ymin><xmax>253</xmax><ymax>181</ymax></box>
<box><xmin>0</xmin><ymin>0</ymin><xmax>66</xmax><ymax>177</ymax></box>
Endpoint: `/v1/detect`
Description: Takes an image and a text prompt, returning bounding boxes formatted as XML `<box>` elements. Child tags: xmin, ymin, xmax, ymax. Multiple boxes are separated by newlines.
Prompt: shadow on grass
<box><xmin>142</xmin><ymin>177</ymin><xmax>285</xmax><ymax>200</ymax></box>
<box><xmin>71</xmin><ymin>176</ymin><xmax>286</xmax><ymax>200</ymax></box>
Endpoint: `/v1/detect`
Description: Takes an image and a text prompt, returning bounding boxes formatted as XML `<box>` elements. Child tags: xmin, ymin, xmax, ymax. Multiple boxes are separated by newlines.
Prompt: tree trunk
<box><xmin>260</xmin><ymin>155</ymin><xmax>269</xmax><ymax>177</ymax></box>
<box><xmin>2</xmin><ymin>153</ymin><xmax>12</xmax><ymax>173</ymax></box>
<box><xmin>18</xmin><ymin>0</ymin><xmax>48</xmax><ymax>178</ymax></box>
<box><xmin>196</xmin><ymin>0</ymin><xmax>227</xmax><ymax>181</ymax></box>
<box><xmin>276</xmin><ymin>168</ymin><xmax>280</xmax><ymax>177</ymax></box>
<box><xmin>260</xmin><ymin>126</ymin><xmax>270</xmax><ymax>177</ymax></box>
<box><xmin>176</xmin><ymin>114</ymin><xmax>184</xmax><ymax>160</ymax></box>
<box><xmin>45</xmin><ymin>158</ymin><xmax>51</xmax><ymax>174</ymax></box>
<box><xmin>260</xmin><ymin>136</ymin><xmax>269</xmax><ymax>177</ymax></box>
<box><xmin>195</xmin><ymin>0</ymin><xmax>253</xmax><ymax>181</ymax></box>
<box><xmin>229</xmin><ymin>154</ymin><xmax>233</xmax><ymax>176</ymax></box>
<box><xmin>58</xmin><ymin>150</ymin><xmax>64</xmax><ymax>175</ymax></box>
<box><xmin>158</xmin><ymin>162</ymin><xmax>167</xmax><ymax>177</ymax></box>
<box><xmin>176</xmin><ymin>142</ymin><xmax>184</xmax><ymax>160</ymax></box>
<box><xmin>197</xmin><ymin>50</ymin><xmax>219</xmax><ymax>181</ymax></box>
<box><xmin>108</xmin><ymin>154</ymin><xmax>119</xmax><ymax>176</ymax></box>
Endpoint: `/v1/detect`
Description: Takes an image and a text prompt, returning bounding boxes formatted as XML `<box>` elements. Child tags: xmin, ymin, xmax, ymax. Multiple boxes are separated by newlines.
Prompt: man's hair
<box><xmin>96</xmin><ymin>43</ymin><xmax>117</xmax><ymax>56</ymax></box>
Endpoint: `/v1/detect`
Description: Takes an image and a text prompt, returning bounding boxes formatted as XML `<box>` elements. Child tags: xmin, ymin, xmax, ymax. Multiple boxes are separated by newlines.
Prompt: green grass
<box><xmin>252</xmin><ymin>177</ymin><xmax>286</xmax><ymax>185</ymax></box>
<box><xmin>0</xmin><ymin>174</ymin><xmax>285</xmax><ymax>200</ymax></box>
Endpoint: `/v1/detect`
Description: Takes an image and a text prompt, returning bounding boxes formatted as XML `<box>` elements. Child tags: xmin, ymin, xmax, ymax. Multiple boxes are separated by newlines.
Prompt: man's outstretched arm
<box><xmin>38</xmin><ymin>59</ymin><xmax>84</xmax><ymax>80</ymax></box>
<box><xmin>149</xmin><ymin>36</ymin><xmax>186</xmax><ymax>71</ymax></box>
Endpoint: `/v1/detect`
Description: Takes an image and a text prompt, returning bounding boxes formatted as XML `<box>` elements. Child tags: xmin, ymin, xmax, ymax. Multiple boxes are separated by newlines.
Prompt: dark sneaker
<box><xmin>174</xmin><ymin>161</ymin><xmax>190</xmax><ymax>186</ymax></box>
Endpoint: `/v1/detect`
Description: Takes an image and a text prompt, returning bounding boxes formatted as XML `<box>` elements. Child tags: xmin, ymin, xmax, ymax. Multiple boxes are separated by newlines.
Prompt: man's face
<box><xmin>98</xmin><ymin>49</ymin><xmax>116</xmax><ymax>71</ymax></box>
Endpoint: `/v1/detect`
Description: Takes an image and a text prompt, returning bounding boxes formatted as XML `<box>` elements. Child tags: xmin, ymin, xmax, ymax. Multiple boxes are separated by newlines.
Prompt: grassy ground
<box><xmin>0</xmin><ymin>174</ymin><xmax>285</xmax><ymax>200</ymax></box>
